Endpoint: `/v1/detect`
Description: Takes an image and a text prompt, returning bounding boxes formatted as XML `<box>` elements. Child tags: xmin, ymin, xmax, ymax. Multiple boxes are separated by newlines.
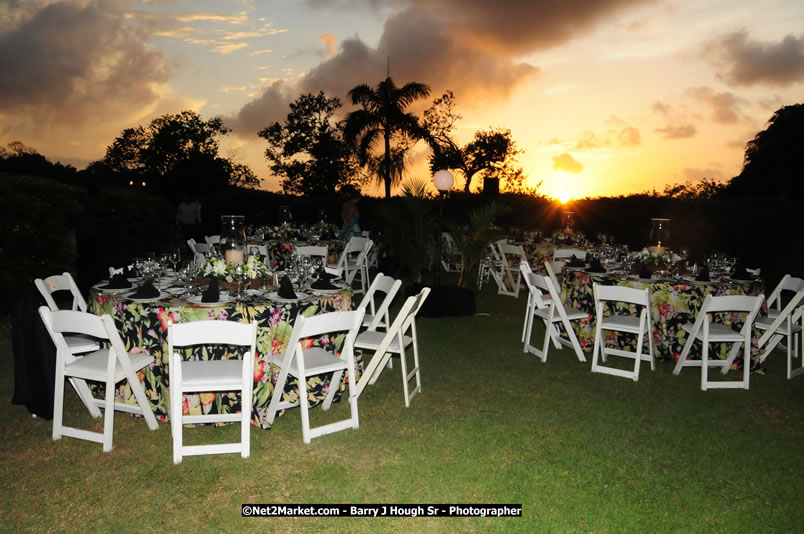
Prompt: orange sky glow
<box><xmin>1</xmin><ymin>1</ymin><xmax>802</xmax><ymax>200</ymax></box>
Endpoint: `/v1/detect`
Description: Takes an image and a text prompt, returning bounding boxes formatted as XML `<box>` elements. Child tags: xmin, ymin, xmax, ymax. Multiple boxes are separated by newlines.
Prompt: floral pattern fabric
<box><xmin>251</xmin><ymin>240</ymin><xmax>344</xmax><ymax>271</ymax></box>
<box><xmin>89</xmin><ymin>289</ymin><xmax>358</xmax><ymax>429</ymax></box>
<box><xmin>558</xmin><ymin>271</ymin><xmax>765</xmax><ymax>368</ymax></box>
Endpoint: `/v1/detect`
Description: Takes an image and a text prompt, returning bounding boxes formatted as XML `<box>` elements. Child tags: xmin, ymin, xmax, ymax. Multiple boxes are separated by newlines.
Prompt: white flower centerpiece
<box><xmin>631</xmin><ymin>247</ymin><xmax>682</xmax><ymax>273</ymax></box>
<box><xmin>198</xmin><ymin>255</ymin><xmax>268</xmax><ymax>290</ymax></box>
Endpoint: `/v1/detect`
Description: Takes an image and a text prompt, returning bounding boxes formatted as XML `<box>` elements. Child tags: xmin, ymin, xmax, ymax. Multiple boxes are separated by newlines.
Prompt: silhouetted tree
<box><xmin>94</xmin><ymin>110</ymin><xmax>258</xmax><ymax>195</ymax></box>
<box><xmin>727</xmin><ymin>103</ymin><xmax>804</xmax><ymax>196</ymax></box>
<box><xmin>344</xmin><ymin>77</ymin><xmax>431</xmax><ymax>198</ymax></box>
<box><xmin>0</xmin><ymin>141</ymin><xmax>77</xmax><ymax>182</ymax></box>
<box><xmin>259</xmin><ymin>92</ymin><xmax>359</xmax><ymax>195</ymax></box>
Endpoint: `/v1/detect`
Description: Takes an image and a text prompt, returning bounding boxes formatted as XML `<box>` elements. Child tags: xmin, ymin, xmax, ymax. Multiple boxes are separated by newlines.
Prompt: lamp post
<box><xmin>433</xmin><ymin>169</ymin><xmax>454</xmax><ymax>286</ymax></box>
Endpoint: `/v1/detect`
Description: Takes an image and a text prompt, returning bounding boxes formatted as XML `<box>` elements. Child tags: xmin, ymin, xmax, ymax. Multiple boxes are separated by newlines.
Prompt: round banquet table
<box><xmin>89</xmin><ymin>284</ymin><xmax>358</xmax><ymax>429</ymax></box>
<box><xmin>558</xmin><ymin>269</ymin><xmax>765</xmax><ymax>368</ymax></box>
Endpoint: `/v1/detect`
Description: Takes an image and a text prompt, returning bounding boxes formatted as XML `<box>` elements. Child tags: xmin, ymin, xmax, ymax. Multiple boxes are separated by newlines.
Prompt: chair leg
<box><xmin>701</xmin><ymin>339</ymin><xmax>709</xmax><ymax>391</ymax></box>
<box><xmin>299</xmin><ymin>380</ymin><xmax>312</xmax><ymax>444</ymax></box>
<box><xmin>172</xmin><ymin>388</ymin><xmax>183</xmax><ymax>464</ymax></box>
<box><xmin>69</xmin><ymin>377</ymin><xmax>102</xmax><ymax>418</ymax></box>
<box><xmin>102</xmin><ymin>377</ymin><xmax>116</xmax><ymax>452</ymax></box>
<box><xmin>321</xmin><ymin>370</ymin><xmax>342</xmax><ymax>411</ymax></box>
<box><xmin>53</xmin><ymin>358</ymin><xmax>66</xmax><ymax>442</ymax></box>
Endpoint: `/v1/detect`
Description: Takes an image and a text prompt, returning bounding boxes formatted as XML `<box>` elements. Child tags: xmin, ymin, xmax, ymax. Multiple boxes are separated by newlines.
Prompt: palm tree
<box><xmin>344</xmin><ymin>77</ymin><xmax>430</xmax><ymax>198</ymax></box>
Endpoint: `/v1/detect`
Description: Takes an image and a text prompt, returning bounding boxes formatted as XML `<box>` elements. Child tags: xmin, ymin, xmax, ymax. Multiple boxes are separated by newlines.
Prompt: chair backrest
<box><xmin>442</xmin><ymin>232</ymin><xmax>458</xmax><ymax>251</ymax></box>
<box><xmin>544</xmin><ymin>261</ymin><xmax>564</xmax><ymax>292</ymax></box>
<box><xmin>168</xmin><ymin>319</ymin><xmax>257</xmax><ymax>350</ymax></box>
<box><xmin>194</xmin><ymin>243</ymin><xmax>211</xmax><ymax>255</ymax></box>
<box><xmin>187</xmin><ymin>238</ymin><xmax>197</xmax><ymax>254</ymax></box>
<box><xmin>204</xmin><ymin>235</ymin><xmax>221</xmax><ymax>246</ymax></box>
<box><xmin>594</xmin><ymin>284</ymin><xmax>650</xmax><ymax>309</ymax></box>
<box><xmin>758</xmin><ymin>290</ymin><xmax>804</xmax><ymax>347</ymax></box>
<box><xmin>695</xmin><ymin>294</ymin><xmax>765</xmax><ymax>341</ymax></box>
<box><xmin>767</xmin><ymin>274</ymin><xmax>804</xmax><ymax>311</ymax></box>
<box><xmin>357</xmin><ymin>273</ymin><xmax>402</xmax><ymax>330</ymax></box>
<box><xmin>38</xmin><ymin>308</ymin><xmax>129</xmax><ymax>372</ymax></box>
<box><xmin>520</xmin><ymin>266</ymin><xmax>551</xmax><ymax>310</ymax></box>
<box><xmin>499</xmin><ymin>243</ymin><xmax>527</xmax><ymax>269</ymax></box>
<box><xmin>554</xmin><ymin>248</ymin><xmax>587</xmax><ymax>261</ymax></box>
<box><xmin>35</xmin><ymin>272</ymin><xmax>87</xmax><ymax>312</ymax></box>
<box><xmin>247</xmin><ymin>244</ymin><xmax>268</xmax><ymax>258</ymax></box>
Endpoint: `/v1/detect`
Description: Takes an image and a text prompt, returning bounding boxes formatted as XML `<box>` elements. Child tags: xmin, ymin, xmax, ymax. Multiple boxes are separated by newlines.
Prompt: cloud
<box><xmin>617</xmin><ymin>126</ymin><xmax>641</xmax><ymax>146</ymax></box>
<box><xmin>319</xmin><ymin>33</ymin><xmax>337</xmax><ymax>57</ymax></box>
<box><xmin>552</xmin><ymin>152</ymin><xmax>583</xmax><ymax>173</ymax></box>
<box><xmin>0</xmin><ymin>1</ymin><xmax>172</xmax><ymax>127</ymax></box>
<box><xmin>682</xmin><ymin>167</ymin><xmax>725</xmax><ymax>181</ymax></box>
<box><xmin>226</xmin><ymin>79</ymin><xmax>296</xmax><ymax>136</ymax></box>
<box><xmin>701</xmin><ymin>28</ymin><xmax>804</xmax><ymax>87</ymax></box>
<box><xmin>654</xmin><ymin>124</ymin><xmax>696</xmax><ymax>139</ymax></box>
<box><xmin>686</xmin><ymin>86</ymin><xmax>748</xmax><ymax>124</ymax></box>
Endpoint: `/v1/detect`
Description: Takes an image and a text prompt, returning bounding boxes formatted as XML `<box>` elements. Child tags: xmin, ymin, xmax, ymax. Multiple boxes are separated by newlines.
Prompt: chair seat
<box><xmin>65</xmin><ymin>349</ymin><xmax>153</xmax><ymax>382</ymax></box>
<box><xmin>682</xmin><ymin>322</ymin><xmax>744</xmax><ymax>342</ymax></box>
<box><xmin>272</xmin><ymin>347</ymin><xmax>347</xmax><ymax>378</ymax></box>
<box><xmin>65</xmin><ymin>334</ymin><xmax>101</xmax><ymax>354</ymax></box>
<box><xmin>755</xmin><ymin>316</ymin><xmax>801</xmax><ymax>335</ymax></box>
<box><xmin>600</xmin><ymin>314</ymin><xmax>647</xmax><ymax>334</ymax></box>
<box><xmin>355</xmin><ymin>330</ymin><xmax>412</xmax><ymax>353</ymax></box>
<box><xmin>180</xmin><ymin>359</ymin><xmax>246</xmax><ymax>390</ymax></box>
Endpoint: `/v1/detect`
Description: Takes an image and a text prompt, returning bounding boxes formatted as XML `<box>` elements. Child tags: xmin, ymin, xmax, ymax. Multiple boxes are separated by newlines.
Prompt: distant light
<box><xmin>558</xmin><ymin>191</ymin><xmax>571</xmax><ymax>204</ymax></box>
<box><xmin>141</xmin><ymin>181</ymin><xmax>146</xmax><ymax>187</ymax></box>
<box><xmin>433</xmin><ymin>169</ymin><xmax>454</xmax><ymax>192</ymax></box>
<box><xmin>129</xmin><ymin>180</ymin><xmax>134</xmax><ymax>186</ymax></box>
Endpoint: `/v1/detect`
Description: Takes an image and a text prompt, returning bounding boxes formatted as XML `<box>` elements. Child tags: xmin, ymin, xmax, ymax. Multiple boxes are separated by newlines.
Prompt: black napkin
<box><xmin>587</xmin><ymin>258</ymin><xmax>607</xmax><ymax>273</ymax></box>
<box><xmin>201</xmin><ymin>277</ymin><xmax>220</xmax><ymax>303</ymax></box>
<box><xmin>639</xmin><ymin>265</ymin><xmax>653</xmax><ymax>279</ymax></box>
<box><xmin>567</xmin><ymin>255</ymin><xmax>585</xmax><ymax>267</ymax></box>
<box><xmin>104</xmin><ymin>273</ymin><xmax>132</xmax><ymax>289</ymax></box>
<box><xmin>277</xmin><ymin>275</ymin><xmax>298</xmax><ymax>299</ymax></box>
<box><xmin>695</xmin><ymin>266</ymin><xmax>710</xmax><ymax>282</ymax></box>
<box><xmin>129</xmin><ymin>279</ymin><xmax>160</xmax><ymax>299</ymax></box>
<box><xmin>731</xmin><ymin>264</ymin><xmax>753</xmax><ymax>280</ymax></box>
<box><xmin>318</xmin><ymin>270</ymin><xmax>338</xmax><ymax>281</ymax></box>
<box><xmin>311</xmin><ymin>278</ymin><xmax>337</xmax><ymax>290</ymax></box>
<box><xmin>123</xmin><ymin>266</ymin><xmax>137</xmax><ymax>278</ymax></box>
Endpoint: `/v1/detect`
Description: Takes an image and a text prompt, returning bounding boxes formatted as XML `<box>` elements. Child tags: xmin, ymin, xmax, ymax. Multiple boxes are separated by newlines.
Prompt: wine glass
<box><xmin>234</xmin><ymin>264</ymin><xmax>246</xmax><ymax>300</ymax></box>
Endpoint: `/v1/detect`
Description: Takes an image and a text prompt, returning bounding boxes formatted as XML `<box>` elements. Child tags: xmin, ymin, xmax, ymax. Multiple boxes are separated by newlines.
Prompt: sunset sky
<box><xmin>1</xmin><ymin>0</ymin><xmax>803</xmax><ymax>199</ymax></box>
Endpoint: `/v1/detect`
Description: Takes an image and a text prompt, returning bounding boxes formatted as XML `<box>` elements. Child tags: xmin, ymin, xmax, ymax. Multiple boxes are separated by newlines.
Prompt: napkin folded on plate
<box><xmin>318</xmin><ymin>270</ymin><xmax>338</xmax><ymax>281</ymax></box>
<box><xmin>129</xmin><ymin>279</ymin><xmax>160</xmax><ymax>299</ymax></box>
<box><xmin>587</xmin><ymin>258</ymin><xmax>607</xmax><ymax>273</ymax></box>
<box><xmin>278</xmin><ymin>276</ymin><xmax>298</xmax><ymax>299</ymax></box>
<box><xmin>731</xmin><ymin>264</ymin><xmax>753</xmax><ymax>280</ymax></box>
<box><xmin>123</xmin><ymin>266</ymin><xmax>138</xmax><ymax>278</ymax></box>
<box><xmin>201</xmin><ymin>278</ymin><xmax>220</xmax><ymax>303</ymax></box>
<box><xmin>566</xmin><ymin>255</ymin><xmax>586</xmax><ymax>268</ymax></box>
<box><xmin>695</xmin><ymin>266</ymin><xmax>710</xmax><ymax>282</ymax></box>
<box><xmin>639</xmin><ymin>265</ymin><xmax>653</xmax><ymax>279</ymax></box>
<box><xmin>311</xmin><ymin>278</ymin><xmax>337</xmax><ymax>290</ymax></box>
<box><xmin>104</xmin><ymin>273</ymin><xmax>132</xmax><ymax>289</ymax></box>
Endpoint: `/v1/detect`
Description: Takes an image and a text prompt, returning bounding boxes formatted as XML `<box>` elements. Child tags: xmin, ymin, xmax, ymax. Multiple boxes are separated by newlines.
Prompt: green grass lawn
<box><xmin>1</xmin><ymin>283</ymin><xmax>802</xmax><ymax>533</ymax></box>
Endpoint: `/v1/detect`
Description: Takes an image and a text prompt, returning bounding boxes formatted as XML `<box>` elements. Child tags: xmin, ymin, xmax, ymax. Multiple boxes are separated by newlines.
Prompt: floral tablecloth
<box><xmin>558</xmin><ymin>270</ymin><xmax>765</xmax><ymax>367</ymax></box>
<box><xmin>249</xmin><ymin>239</ymin><xmax>344</xmax><ymax>271</ymax></box>
<box><xmin>89</xmin><ymin>288</ymin><xmax>357</xmax><ymax>429</ymax></box>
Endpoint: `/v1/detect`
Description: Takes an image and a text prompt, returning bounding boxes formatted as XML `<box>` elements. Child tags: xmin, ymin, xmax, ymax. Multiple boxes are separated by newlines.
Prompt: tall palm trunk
<box><xmin>384</xmin><ymin>125</ymin><xmax>392</xmax><ymax>198</ymax></box>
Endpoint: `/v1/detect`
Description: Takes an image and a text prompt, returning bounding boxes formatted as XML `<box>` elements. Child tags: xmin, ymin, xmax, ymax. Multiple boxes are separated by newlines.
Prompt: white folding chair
<box><xmin>766</xmin><ymin>274</ymin><xmax>804</xmax><ymax>319</ymax></box>
<box><xmin>266</xmin><ymin>310</ymin><xmax>364</xmax><ymax>443</ymax></box>
<box><xmin>354</xmin><ymin>288</ymin><xmax>430</xmax><ymax>407</ymax></box>
<box><xmin>497</xmin><ymin>243</ymin><xmax>527</xmax><ymax>297</ymax></box>
<box><xmin>756</xmin><ymin>291</ymin><xmax>804</xmax><ymax>379</ymax></box>
<box><xmin>356</xmin><ymin>273</ymin><xmax>402</xmax><ymax>331</ymax></box>
<box><xmin>328</xmin><ymin>237</ymin><xmax>373</xmax><ymax>294</ymax></box>
<box><xmin>247</xmin><ymin>244</ymin><xmax>269</xmax><ymax>260</ymax></box>
<box><xmin>295</xmin><ymin>244</ymin><xmax>328</xmax><ymax>262</ymax></box>
<box><xmin>554</xmin><ymin>248</ymin><xmax>587</xmax><ymax>262</ymax></box>
<box><xmin>440</xmin><ymin>232</ymin><xmax>463</xmax><ymax>273</ymax></box>
<box><xmin>483</xmin><ymin>240</ymin><xmax>508</xmax><ymax>294</ymax></box>
<box><xmin>520</xmin><ymin>264</ymin><xmax>587</xmax><ymax>363</ymax></box>
<box><xmin>543</xmin><ymin>260</ymin><xmax>565</xmax><ymax>296</ymax></box>
<box><xmin>673</xmin><ymin>294</ymin><xmax>765</xmax><ymax>390</ymax></box>
<box><xmin>38</xmin><ymin>307</ymin><xmax>158</xmax><ymax>452</ymax></box>
<box><xmin>204</xmin><ymin>235</ymin><xmax>221</xmax><ymax>246</ymax></box>
<box><xmin>167</xmin><ymin>320</ymin><xmax>257</xmax><ymax>463</ymax></box>
<box><xmin>591</xmin><ymin>284</ymin><xmax>656</xmax><ymax>381</ymax></box>
<box><xmin>35</xmin><ymin>273</ymin><xmax>101</xmax><ymax>415</ymax></box>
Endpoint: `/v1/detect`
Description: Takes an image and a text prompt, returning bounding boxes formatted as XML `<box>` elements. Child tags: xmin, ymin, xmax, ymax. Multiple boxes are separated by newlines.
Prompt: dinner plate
<box><xmin>165</xmin><ymin>287</ymin><xmax>188</xmax><ymax>296</ymax></box>
<box><xmin>186</xmin><ymin>294</ymin><xmax>236</xmax><ymax>307</ymax></box>
<box><xmin>267</xmin><ymin>291</ymin><xmax>309</xmax><ymax>303</ymax></box>
<box><xmin>125</xmin><ymin>291</ymin><xmax>169</xmax><ymax>302</ymax></box>
<box><xmin>94</xmin><ymin>282</ymin><xmax>135</xmax><ymax>294</ymax></box>
<box><xmin>244</xmin><ymin>289</ymin><xmax>264</xmax><ymax>296</ymax></box>
<box><xmin>310</xmin><ymin>287</ymin><xmax>343</xmax><ymax>295</ymax></box>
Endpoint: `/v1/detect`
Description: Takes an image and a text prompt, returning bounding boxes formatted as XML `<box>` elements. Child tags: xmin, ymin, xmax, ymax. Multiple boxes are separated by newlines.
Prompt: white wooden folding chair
<box><xmin>38</xmin><ymin>307</ymin><xmax>158</xmax><ymax>452</ymax></box>
<box><xmin>440</xmin><ymin>232</ymin><xmax>463</xmax><ymax>273</ymax></box>
<box><xmin>520</xmin><ymin>263</ymin><xmax>587</xmax><ymax>363</ymax></box>
<box><xmin>204</xmin><ymin>235</ymin><xmax>221</xmax><ymax>246</ymax></box>
<box><xmin>591</xmin><ymin>284</ymin><xmax>655</xmax><ymax>381</ymax></box>
<box><xmin>497</xmin><ymin>243</ymin><xmax>527</xmax><ymax>297</ymax></box>
<box><xmin>756</xmin><ymin>291</ymin><xmax>804</xmax><ymax>379</ymax></box>
<box><xmin>554</xmin><ymin>248</ymin><xmax>587</xmax><ymax>262</ymax></box>
<box><xmin>766</xmin><ymin>274</ymin><xmax>804</xmax><ymax>319</ymax></box>
<box><xmin>328</xmin><ymin>237</ymin><xmax>373</xmax><ymax>294</ymax></box>
<box><xmin>483</xmin><ymin>240</ymin><xmax>508</xmax><ymax>294</ymax></box>
<box><xmin>295</xmin><ymin>244</ymin><xmax>328</xmax><ymax>262</ymax></box>
<box><xmin>673</xmin><ymin>294</ymin><xmax>765</xmax><ymax>390</ymax></box>
<box><xmin>543</xmin><ymin>260</ymin><xmax>565</xmax><ymax>293</ymax></box>
<box><xmin>266</xmin><ymin>310</ymin><xmax>364</xmax><ymax>443</ymax></box>
<box><xmin>35</xmin><ymin>273</ymin><xmax>102</xmax><ymax>416</ymax></box>
<box><xmin>167</xmin><ymin>320</ymin><xmax>256</xmax><ymax>463</ymax></box>
<box><xmin>356</xmin><ymin>273</ymin><xmax>402</xmax><ymax>331</ymax></box>
<box><xmin>354</xmin><ymin>287</ymin><xmax>430</xmax><ymax>407</ymax></box>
